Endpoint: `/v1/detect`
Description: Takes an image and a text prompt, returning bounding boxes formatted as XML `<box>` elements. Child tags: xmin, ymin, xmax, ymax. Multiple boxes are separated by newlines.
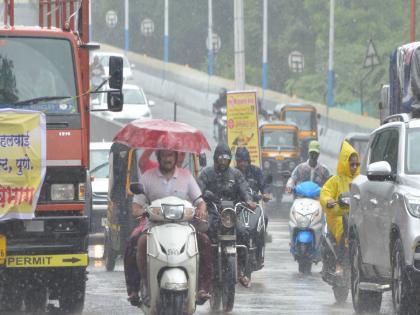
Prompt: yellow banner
<box><xmin>6</xmin><ymin>253</ymin><xmax>88</xmax><ymax>268</ymax></box>
<box><xmin>0</xmin><ymin>235</ymin><xmax>5</xmax><ymax>265</ymax></box>
<box><xmin>226</xmin><ymin>91</ymin><xmax>261</xmax><ymax>166</ymax></box>
<box><xmin>0</xmin><ymin>109</ymin><xmax>46</xmax><ymax>221</ymax></box>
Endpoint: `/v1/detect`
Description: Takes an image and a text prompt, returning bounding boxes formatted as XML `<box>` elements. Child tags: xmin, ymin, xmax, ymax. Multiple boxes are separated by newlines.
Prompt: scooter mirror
<box><xmin>199</xmin><ymin>153</ymin><xmax>207</xmax><ymax>167</ymax></box>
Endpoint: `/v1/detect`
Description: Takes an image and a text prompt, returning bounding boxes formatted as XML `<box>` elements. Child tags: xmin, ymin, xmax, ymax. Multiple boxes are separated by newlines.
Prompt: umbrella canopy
<box><xmin>113</xmin><ymin>119</ymin><xmax>211</xmax><ymax>154</ymax></box>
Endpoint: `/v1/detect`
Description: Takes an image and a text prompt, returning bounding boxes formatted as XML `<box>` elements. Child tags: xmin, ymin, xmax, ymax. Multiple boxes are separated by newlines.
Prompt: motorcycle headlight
<box><xmin>405</xmin><ymin>195</ymin><xmax>420</xmax><ymax>217</ymax></box>
<box><xmin>51</xmin><ymin>184</ymin><xmax>74</xmax><ymax>201</ymax></box>
<box><xmin>162</xmin><ymin>204</ymin><xmax>184</xmax><ymax>220</ymax></box>
<box><xmin>220</xmin><ymin>208</ymin><xmax>236</xmax><ymax>228</ymax></box>
<box><xmin>263</xmin><ymin>160</ymin><xmax>270</xmax><ymax>170</ymax></box>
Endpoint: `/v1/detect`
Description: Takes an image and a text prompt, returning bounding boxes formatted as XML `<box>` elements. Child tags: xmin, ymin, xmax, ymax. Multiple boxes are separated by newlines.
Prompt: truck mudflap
<box><xmin>5</xmin><ymin>253</ymin><xmax>88</xmax><ymax>268</ymax></box>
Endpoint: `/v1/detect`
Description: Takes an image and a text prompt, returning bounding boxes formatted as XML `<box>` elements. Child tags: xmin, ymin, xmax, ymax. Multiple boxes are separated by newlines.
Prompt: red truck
<box><xmin>0</xmin><ymin>1</ymin><xmax>122</xmax><ymax>312</ymax></box>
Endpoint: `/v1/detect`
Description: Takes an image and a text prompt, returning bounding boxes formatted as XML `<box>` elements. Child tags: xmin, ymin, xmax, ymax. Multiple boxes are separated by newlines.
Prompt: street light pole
<box><xmin>88</xmin><ymin>0</ymin><xmax>92</xmax><ymax>40</ymax></box>
<box><xmin>234</xmin><ymin>0</ymin><xmax>245</xmax><ymax>90</ymax></box>
<box><xmin>411</xmin><ymin>0</ymin><xmax>416</xmax><ymax>42</ymax></box>
<box><xmin>327</xmin><ymin>0</ymin><xmax>335</xmax><ymax>127</ymax></box>
<box><xmin>262</xmin><ymin>0</ymin><xmax>268</xmax><ymax>98</ymax></box>
<box><xmin>124</xmin><ymin>0</ymin><xmax>129</xmax><ymax>53</ymax></box>
<box><xmin>207</xmin><ymin>0</ymin><xmax>214</xmax><ymax>76</ymax></box>
<box><xmin>164</xmin><ymin>0</ymin><xmax>169</xmax><ymax>63</ymax></box>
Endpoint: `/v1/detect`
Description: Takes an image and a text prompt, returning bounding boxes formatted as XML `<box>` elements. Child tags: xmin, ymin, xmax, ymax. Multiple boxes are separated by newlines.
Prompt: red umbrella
<box><xmin>113</xmin><ymin>119</ymin><xmax>211</xmax><ymax>154</ymax></box>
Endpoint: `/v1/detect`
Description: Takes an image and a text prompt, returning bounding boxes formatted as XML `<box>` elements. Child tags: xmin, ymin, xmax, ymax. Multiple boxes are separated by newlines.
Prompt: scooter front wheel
<box><xmin>158</xmin><ymin>290</ymin><xmax>185</xmax><ymax>315</ymax></box>
<box><xmin>298</xmin><ymin>259</ymin><xmax>312</xmax><ymax>274</ymax></box>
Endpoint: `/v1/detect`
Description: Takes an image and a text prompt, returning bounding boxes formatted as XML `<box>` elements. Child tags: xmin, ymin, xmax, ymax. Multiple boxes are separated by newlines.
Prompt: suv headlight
<box><xmin>162</xmin><ymin>204</ymin><xmax>184</xmax><ymax>220</ymax></box>
<box><xmin>51</xmin><ymin>184</ymin><xmax>74</xmax><ymax>201</ymax></box>
<box><xmin>405</xmin><ymin>195</ymin><xmax>420</xmax><ymax>217</ymax></box>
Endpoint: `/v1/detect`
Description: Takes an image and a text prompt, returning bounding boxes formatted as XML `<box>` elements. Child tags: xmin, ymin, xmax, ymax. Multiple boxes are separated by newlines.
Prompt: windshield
<box><xmin>0</xmin><ymin>37</ymin><xmax>78</xmax><ymax>113</ymax></box>
<box><xmin>90</xmin><ymin>149</ymin><xmax>110</xmax><ymax>178</ymax></box>
<box><xmin>284</xmin><ymin>110</ymin><xmax>314</xmax><ymax>131</ymax></box>
<box><xmin>123</xmin><ymin>89</ymin><xmax>146</xmax><ymax>104</ymax></box>
<box><xmin>261</xmin><ymin>130</ymin><xmax>297</xmax><ymax>150</ymax></box>
<box><xmin>406</xmin><ymin>128</ymin><xmax>420</xmax><ymax>174</ymax></box>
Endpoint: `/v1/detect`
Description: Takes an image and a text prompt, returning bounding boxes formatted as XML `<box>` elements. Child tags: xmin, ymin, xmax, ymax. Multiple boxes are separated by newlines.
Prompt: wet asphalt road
<box><xmin>84</xmin><ymin>87</ymin><xmax>395</xmax><ymax>315</ymax></box>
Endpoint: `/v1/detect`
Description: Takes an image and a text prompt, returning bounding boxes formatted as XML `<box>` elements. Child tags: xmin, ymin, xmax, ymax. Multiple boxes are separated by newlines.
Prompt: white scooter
<box><xmin>139</xmin><ymin>195</ymin><xmax>199</xmax><ymax>315</ymax></box>
<box><xmin>288</xmin><ymin>181</ymin><xmax>323</xmax><ymax>274</ymax></box>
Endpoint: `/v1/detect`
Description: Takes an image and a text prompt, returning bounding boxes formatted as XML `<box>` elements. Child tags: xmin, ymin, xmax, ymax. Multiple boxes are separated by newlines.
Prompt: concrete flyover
<box><xmin>99</xmin><ymin>44</ymin><xmax>380</xmax><ymax>158</ymax></box>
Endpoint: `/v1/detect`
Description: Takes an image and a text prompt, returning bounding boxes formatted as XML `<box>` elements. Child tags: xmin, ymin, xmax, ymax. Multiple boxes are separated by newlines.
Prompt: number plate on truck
<box><xmin>0</xmin><ymin>234</ymin><xmax>6</xmax><ymax>265</ymax></box>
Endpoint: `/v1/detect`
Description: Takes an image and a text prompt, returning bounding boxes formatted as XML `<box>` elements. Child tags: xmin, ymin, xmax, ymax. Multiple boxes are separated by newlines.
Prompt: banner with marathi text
<box><xmin>226</xmin><ymin>91</ymin><xmax>261</xmax><ymax>167</ymax></box>
<box><xmin>0</xmin><ymin>109</ymin><xmax>46</xmax><ymax>221</ymax></box>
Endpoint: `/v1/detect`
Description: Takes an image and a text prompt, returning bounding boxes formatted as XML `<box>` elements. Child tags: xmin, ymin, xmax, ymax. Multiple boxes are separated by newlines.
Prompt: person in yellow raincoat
<box><xmin>320</xmin><ymin>140</ymin><xmax>360</xmax><ymax>274</ymax></box>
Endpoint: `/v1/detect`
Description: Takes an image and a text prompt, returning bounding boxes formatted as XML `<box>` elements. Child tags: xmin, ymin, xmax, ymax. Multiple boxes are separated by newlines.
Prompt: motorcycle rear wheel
<box><xmin>222</xmin><ymin>255</ymin><xmax>236</xmax><ymax>312</ymax></box>
<box><xmin>333</xmin><ymin>285</ymin><xmax>349</xmax><ymax>304</ymax></box>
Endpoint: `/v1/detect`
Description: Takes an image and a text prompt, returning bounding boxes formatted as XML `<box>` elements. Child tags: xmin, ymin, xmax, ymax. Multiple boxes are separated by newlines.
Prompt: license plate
<box><xmin>24</xmin><ymin>221</ymin><xmax>44</xmax><ymax>232</ymax></box>
<box><xmin>0</xmin><ymin>234</ymin><xmax>6</xmax><ymax>265</ymax></box>
<box><xmin>101</xmin><ymin>217</ymin><xmax>108</xmax><ymax>227</ymax></box>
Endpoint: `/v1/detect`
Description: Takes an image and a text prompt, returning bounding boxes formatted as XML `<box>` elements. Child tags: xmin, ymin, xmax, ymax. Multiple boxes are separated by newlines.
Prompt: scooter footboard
<box><xmin>160</xmin><ymin>268</ymin><xmax>188</xmax><ymax>291</ymax></box>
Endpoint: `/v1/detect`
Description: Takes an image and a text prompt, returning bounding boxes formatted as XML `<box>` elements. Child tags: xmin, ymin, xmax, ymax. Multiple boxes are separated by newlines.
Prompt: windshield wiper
<box><xmin>13</xmin><ymin>96</ymin><xmax>72</xmax><ymax>106</ymax></box>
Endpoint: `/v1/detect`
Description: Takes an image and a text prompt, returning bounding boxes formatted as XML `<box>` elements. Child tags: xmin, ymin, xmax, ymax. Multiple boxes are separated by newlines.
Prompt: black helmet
<box><xmin>235</xmin><ymin>146</ymin><xmax>250</xmax><ymax>161</ymax></box>
<box><xmin>219</xmin><ymin>87</ymin><xmax>227</xmax><ymax>97</ymax></box>
<box><xmin>213</xmin><ymin>143</ymin><xmax>232</xmax><ymax>164</ymax></box>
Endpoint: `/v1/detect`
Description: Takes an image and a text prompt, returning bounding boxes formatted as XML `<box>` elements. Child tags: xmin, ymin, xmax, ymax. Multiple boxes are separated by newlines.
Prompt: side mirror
<box><xmin>148</xmin><ymin>100</ymin><xmax>155</xmax><ymax>107</ymax></box>
<box><xmin>131</xmin><ymin>63</ymin><xmax>136</xmax><ymax>69</ymax></box>
<box><xmin>109</xmin><ymin>56</ymin><xmax>123</xmax><ymax>90</ymax></box>
<box><xmin>107</xmin><ymin>91</ymin><xmax>123</xmax><ymax>112</ymax></box>
<box><xmin>199</xmin><ymin>153</ymin><xmax>207</xmax><ymax>167</ymax></box>
<box><xmin>129</xmin><ymin>182</ymin><xmax>144</xmax><ymax>195</ymax></box>
<box><xmin>367</xmin><ymin>161</ymin><xmax>392</xmax><ymax>181</ymax></box>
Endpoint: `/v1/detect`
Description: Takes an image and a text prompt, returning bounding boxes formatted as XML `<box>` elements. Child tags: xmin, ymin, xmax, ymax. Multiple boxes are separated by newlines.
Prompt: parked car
<box><xmin>92</xmin><ymin>84</ymin><xmax>155</xmax><ymax>124</ymax></box>
<box><xmin>89</xmin><ymin>141</ymin><xmax>112</xmax><ymax>238</ymax></box>
<box><xmin>90</xmin><ymin>51</ymin><xmax>134</xmax><ymax>81</ymax></box>
<box><xmin>348</xmin><ymin>113</ymin><xmax>420</xmax><ymax>314</ymax></box>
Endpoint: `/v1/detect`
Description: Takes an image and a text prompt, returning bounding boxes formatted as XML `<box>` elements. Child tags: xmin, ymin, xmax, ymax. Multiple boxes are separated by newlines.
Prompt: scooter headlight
<box><xmin>220</xmin><ymin>208</ymin><xmax>236</xmax><ymax>228</ymax></box>
<box><xmin>162</xmin><ymin>204</ymin><xmax>184</xmax><ymax>220</ymax></box>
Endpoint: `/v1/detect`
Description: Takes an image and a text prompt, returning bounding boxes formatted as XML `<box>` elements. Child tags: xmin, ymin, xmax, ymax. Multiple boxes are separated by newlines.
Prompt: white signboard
<box><xmin>206</xmin><ymin>33</ymin><xmax>221</xmax><ymax>53</ymax></box>
<box><xmin>364</xmin><ymin>39</ymin><xmax>380</xmax><ymax>68</ymax></box>
<box><xmin>105</xmin><ymin>10</ymin><xmax>118</xmax><ymax>28</ymax></box>
<box><xmin>141</xmin><ymin>18</ymin><xmax>155</xmax><ymax>36</ymax></box>
<box><xmin>288</xmin><ymin>51</ymin><xmax>304</xmax><ymax>73</ymax></box>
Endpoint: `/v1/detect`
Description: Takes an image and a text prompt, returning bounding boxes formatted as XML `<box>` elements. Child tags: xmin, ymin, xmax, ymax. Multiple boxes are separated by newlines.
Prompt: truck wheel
<box><xmin>59</xmin><ymin>269</ymin><xmax>86</xmax><ymax>314</ymax></box>
<box><xmin>222</xmin><ymin>255</ymin><xmax>236</xmax><ymax>312</ymax></box>
<box><xmin>392</xmin><ymin>238</ymin><xmax>412</xmax><ymax>315</ymax></box>
<box><xmin>24</xmin><ymin>281</ymin><xmax>47</xmax><ymax>312</ymax></box>
<box><xmin>104</xmin><ymin>234</ymin><xmax>118</xmax><ymax>271</ymax></box>
<box><xmin>350</xmin><ymin>238</ymin><xmax>382</xmax><ymax>313</ymax></box>
<box><xmin>333</xmin><ymin>285</ymin><xmax>349</xmax><ymax>304</ymax></box>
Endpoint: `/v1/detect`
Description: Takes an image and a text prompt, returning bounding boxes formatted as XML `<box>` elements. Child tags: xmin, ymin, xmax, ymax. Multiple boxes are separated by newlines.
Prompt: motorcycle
<box><xmin>320</xmin><ymin>192</ymin><xmax>351</xmax><ymax>303</ymax></box>
<box><xmin>203</xmin><ymin>191</ymin><xmax>238</xmax><ymax>312</ymax></box>
<box><xmin>236</xmin><ymin>192</ymin><xmax>266</xmax><ymax>282</ymax></box>
<box><xmin>137</xmin><ymin>194</ymin><xmax>199</xmax><ymax>315</ymax></box>
<box><xmin>288</xmin><ymin>181</ymin><xmax>323</xmax><ymax>274</ymax></box>
<box><xmin>213</xmin><ymin>107</ymin><xmax>227</xmax><ymax>143</ymax></box>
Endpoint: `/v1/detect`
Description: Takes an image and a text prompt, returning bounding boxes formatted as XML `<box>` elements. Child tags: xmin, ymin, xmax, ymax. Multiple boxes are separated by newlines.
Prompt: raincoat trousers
<box><xmin>320</xmin><ymin>141</ymin><xmax>360</xmax><ymax>243</ymax></box>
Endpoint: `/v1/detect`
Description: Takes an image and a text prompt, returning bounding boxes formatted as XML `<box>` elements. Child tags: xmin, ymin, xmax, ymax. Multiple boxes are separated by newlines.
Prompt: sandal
<box><xmin>238</xmin><ymin>275</ymin><xmax>251</xmax><ymax>288</ymax></box>
<box><xmin>196</xmin><ymin>290</ymin><xmax>211</xmax><ymax>305</ymax></box>
<box><xmin>127</xmin><ymin>293</ymin><xmax>141</xmax><ymax>307</ymax></box>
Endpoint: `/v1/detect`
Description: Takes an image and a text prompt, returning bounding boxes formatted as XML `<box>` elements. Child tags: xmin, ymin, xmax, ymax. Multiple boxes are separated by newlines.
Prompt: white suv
<box><xmin>349</xmin><ymin>113</ymin><xmax>420</xmax><ymax>314</ymax></box>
